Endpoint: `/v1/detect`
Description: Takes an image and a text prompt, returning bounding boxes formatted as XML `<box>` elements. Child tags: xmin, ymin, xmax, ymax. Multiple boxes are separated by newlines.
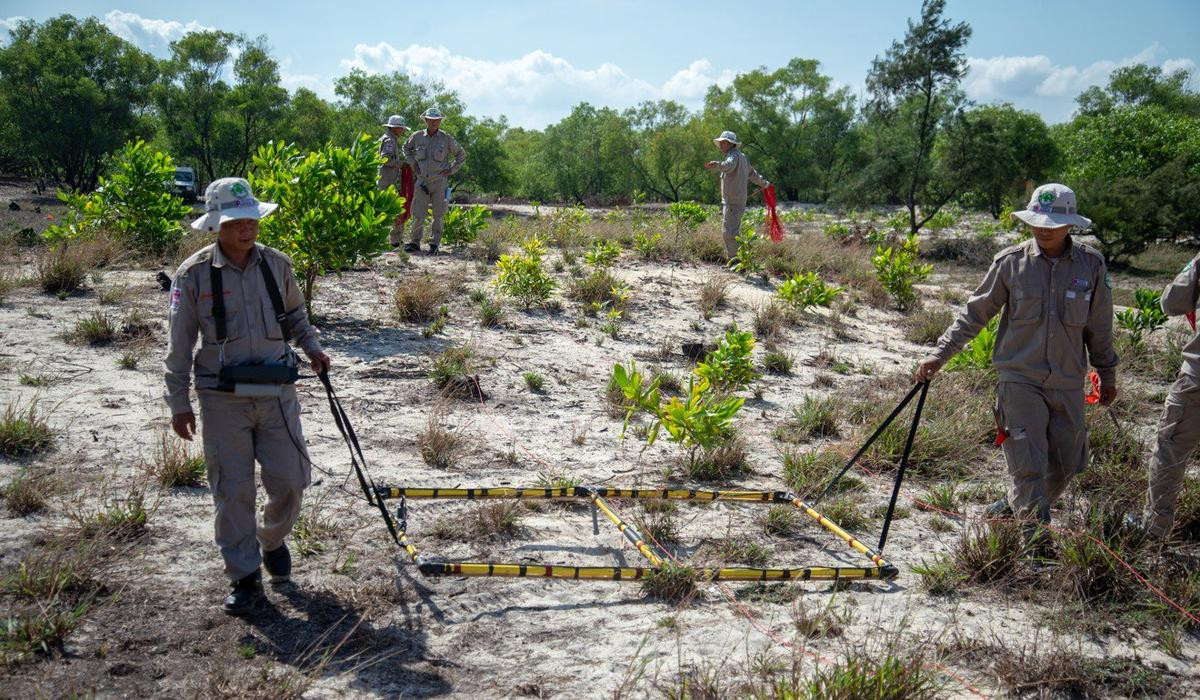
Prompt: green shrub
<box><xmin>44</xmin><ymin>140</ymin><xmax>190</xmax><ymax>254</ymax></box>
<box><xmin>693</xmin><ymin>327</ymin><xmax>758</xmax><ymax>392</ymax></box>
<box><xmin>872</xmin><ymin>233</ymin><xmax>932</xmax><ymax>310</ymax></box>
<box><xmin>728</xmin><ymin>228</ymin><xmax>763</xmax><ymax>275</ymax></box>
<box><xmin>1115</xmin><ymin>287</ymin><xmax>1169</xmax><ymax>345</ymax></box>
<box><xmin>633</xmin><ymin>231</ymin><xmax>662</xmax><ymax>259</ymax></box>
<box><xmin>441</xmin><ymin>204</ymin><xmax>490</xmax><ymax>247</ymax></box>
<box><xmin>251</xmin><ymin>136</ymin><xmax>405</xmax><ymax>315</ymax></box>
<box><xmin>495</xmin><ymin>237</ymin><xmax>557</xmax><ymax>308</ymax></box>
<box><xmin>584</xmin><ymin>238</ymin><xmax>621</xmax><ymax>269</ymax></box>
<box><xmin>822</xmin><ymin>222</ymin><xmax>850</xmax><ymax>239</ymax></box>
<box><xmin>430</xmin><ymin>346</ymin><xmax>477</xmax><ymax>395</ymax></box>
<box><xmin>666</xmin><ymin>201</ymin><xmax>709</xmax><ymax>230</ymax></box>
<box><xmin>523</xmin><ymin>371</ymin><xmax>546</xmax><ymax>392</ymax></box>
<box><xmin>776</xmin><ymin>271</ymin><xmax>842</xmax><ymax>311</ymax></box>
<box><xmin>946</xmin><ymin>316</ymin><xmax>998</xmax><ymax>370</ymax></box>
<box><xmin>925</xmin><ymin>207</ymin><xmax>956</xmax><ymax>232</ymax></box>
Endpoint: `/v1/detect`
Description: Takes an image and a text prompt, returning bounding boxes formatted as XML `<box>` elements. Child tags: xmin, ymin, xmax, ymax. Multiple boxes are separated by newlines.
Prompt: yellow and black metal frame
<box><xmin>318</xmin><ymin>370</ymin><xmax>928</xmax><ymax>586</ymax></box>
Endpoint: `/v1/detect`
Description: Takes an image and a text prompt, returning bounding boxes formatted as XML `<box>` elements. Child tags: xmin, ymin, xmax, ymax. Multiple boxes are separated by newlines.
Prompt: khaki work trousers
<box><xmin>409</xmin><ymin>175</ymin><xmax>449</xmax><ymax>248</ymax></box>
<box><xmin>721</xmin><ymin>201</ymin><xmax>746</xmax><ymax>258</ymax></box>
<box><xmin>995</xmin><ymin>381</ymin><xmax>1088</xmax><ymax>523</ymax></box>
<box><xmin>1144</xmin><ymin>375</ymin><xmax>1200</xmax><ymax>537</ymax></box>
<box><xmin>377</xmin><ymin>166</ymin><xmax>405</xmax><ymax>246</ymax></box>
<box><xmin>198</xmin><ymin>387</ymin><xmax>311</xmax><ymax>582</ymax></box>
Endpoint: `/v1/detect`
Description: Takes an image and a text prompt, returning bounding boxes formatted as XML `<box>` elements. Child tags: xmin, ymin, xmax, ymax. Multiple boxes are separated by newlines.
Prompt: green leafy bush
<box><xmin>251</xmin><ymin>136</ymin><xmax>405</xmax><ymax>315</ymax></box>
<box><xmin>728</xmin><ymin>227</ymin><xmax>763</xmax><ymax>275</ymax></box>
<box><xmin>611</xmin><ymin>361</ymin><xmax>744</xmax><ymax>461</ymax></box>
<box><xmin>693</xmin><ymin>328</ymin><xmax>759</xmax><ymax>392</ymax></box>
<box><xmin>44</xmin><ymin>140</ymin><xmax>190</xmax><ymax>254</ymax></box>
<box><xmin>667</xmin><ymin>201</ymin><xmax>710</xmax><ymax>230</ymax></box>
<box><xmin>1115</xmin><ymin>287</ymin><xmax>1169</xmax><ymax>345</ymax></box>
<box><xmin>946</xmin><ymin>317</ymin><xmax>998</xmax><ymax>371</ymax></box>
<box><xmin>872</xmin><ymin>233</ymin><xmax>932</xmax><ymax>309</ymax></box>
<box><xmin>776</xmin><ymin>272</ymin><xmax>843</xmax><ymax>311</ymax></box>
<box><xmin>925</xmin><ymin>207</ymin><xmax>956</xmax><ymax>232</ymax></box>
<box><xmin>441</xmin><ymin>204</ymin><xmax>490</xmax><ymax>247</ymax></box>
<box><xmin>495</xmin><ymin>237</ymin><xmax>557</xmax><ymax>308</ymax></box>
<box><xmin>822</xmin><ymin>222</ymin><xmax>850</xmax><ymax>239</ymax></box>
<box><xmin>584</xmin><ymin>238</ymin><xmax>621</xmax><ymax>269</ymax></box>
<box><xmin>632</xmin><ymin>231</ymin><xmax>662</xmax><ymax>259</ymax></box>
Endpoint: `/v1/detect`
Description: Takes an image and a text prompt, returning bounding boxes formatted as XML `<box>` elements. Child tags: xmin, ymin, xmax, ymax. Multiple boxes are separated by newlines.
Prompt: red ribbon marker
<box><xmin>1187</xmin><ymin>311</ymin><xmax>1196</xmax><ymax>332</ymax></box>
<box><xmin>763</xmin><ymin>184</ymin><xmax>784</xmax><ymax>242</ymax></box>
<box><xmin>1084</xmin><ymin>370</ymin><xmax>1101</xmax><ymax>406</ymax></box>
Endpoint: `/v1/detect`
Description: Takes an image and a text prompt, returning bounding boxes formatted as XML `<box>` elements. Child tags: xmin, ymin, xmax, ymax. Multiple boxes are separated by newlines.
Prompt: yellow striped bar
<box><xmin>376</xmin><ymin>486</ymin><xmax>792</xmax><ymax>503</ymax></box>
<box><xmin>415</xmin><ymin>561</ymin><xmax>887</xmax><ymax>581</ymax></box>
<box><xmin>791</xmin><ymin>497</ymin><xmax>895</xmax><ymax>576</ymax></box>
<box><xmin>584</xmin><ymin>489</ymin><xmax>664</xmax><ymax>568</ymax></box>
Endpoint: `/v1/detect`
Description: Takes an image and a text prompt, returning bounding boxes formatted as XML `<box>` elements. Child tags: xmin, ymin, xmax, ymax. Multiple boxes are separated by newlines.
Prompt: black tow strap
<box><xmin>209</xmin><ymin>250</ymin><xmax>294</xmax><ymax>342</ymax></box>
<box><xmin>814</xmin><ymin>381</ymin><xmax>930</xmax><ymax>553</ymax></box>
<box><xmin>318</xmin><ymin>370</ymin><xmax>402</xmax><ymax>546</ymax></box>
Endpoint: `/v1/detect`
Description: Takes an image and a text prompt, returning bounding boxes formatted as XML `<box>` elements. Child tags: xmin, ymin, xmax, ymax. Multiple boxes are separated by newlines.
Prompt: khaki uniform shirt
<box><xmin>402</xmin><ymin>129</ymin><xmax>466</xmax><ymax>180</ymax></box>
<box><xmin>1162</xmin><ymin>253</ymin><xmax>1200</xmax><ymax>381</ymax></box>
<box><xmin>714</xmin><ymin>147</ymin><xmax>768</xmax><ymax>206</ymax></box>
<box><xmin>378</xmin><ymin>131</ymin><xmax>402</xmax><ymax>170</ymax></box>
<box><xmin>164</xmin><ymin>243</ymin><xmax>322</xmax><ymax>415</ymax></box>
<box><xmin>933</xmin><ymin>237</ymin><xmax>1119</xmax><ymax>390</ymax></box>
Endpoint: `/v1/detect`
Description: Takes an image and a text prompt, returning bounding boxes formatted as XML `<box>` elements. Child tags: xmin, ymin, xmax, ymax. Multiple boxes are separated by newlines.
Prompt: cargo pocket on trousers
<box><xmin>1158</xmin><ymin>402</ymin><xmax>1186</xmax><ymax>444</ymax></box>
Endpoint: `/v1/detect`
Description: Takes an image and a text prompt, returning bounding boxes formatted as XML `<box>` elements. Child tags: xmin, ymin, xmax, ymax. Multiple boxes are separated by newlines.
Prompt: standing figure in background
<box><xmin>376</xmin><ymin>115</ymin><xmax>413</xmax><ymax>247</ymax></box>
<box><xmin>403</xmin><ymin>107</ymin><xmax>466</xmax><ymax>254</ymax></box>
<box><xmin>703</xmin><ymin>130</ymin><xmax>769</xmax><ymax>260</ymax></box>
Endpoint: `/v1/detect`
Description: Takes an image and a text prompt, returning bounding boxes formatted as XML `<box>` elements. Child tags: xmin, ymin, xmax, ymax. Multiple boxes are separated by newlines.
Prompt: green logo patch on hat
<box><xmin>230</xmin><ymin>182</ymin><xmax>249</xmax><ymax>197</ymax></box>
<box><xmin>1038</xmin><ymin>190</ymin><xmax>1056</xmax><ymax>205</ymax></box>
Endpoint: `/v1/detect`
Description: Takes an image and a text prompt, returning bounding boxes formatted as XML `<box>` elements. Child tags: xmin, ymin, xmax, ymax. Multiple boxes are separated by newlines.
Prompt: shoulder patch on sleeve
<box><xmin>1104</xmin><ymin>271</ymin><xmax>1113</xmax><ymax>289</ymax></box>
<box><xmin>169</xmin><ymin>286</ymin><xmax>182</xmax><ymax>311</ymax></box>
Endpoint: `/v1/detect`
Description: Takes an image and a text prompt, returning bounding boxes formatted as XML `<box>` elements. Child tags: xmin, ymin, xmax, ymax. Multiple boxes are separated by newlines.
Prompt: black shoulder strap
<box><xmin>258</xmin><ymin>256</ymin><xmax>293</xmax><ymax>342</ymax></box>
<box><xmin>209</xmin><ymin>263</ymin><xmax>226</xmax><ymax>342</ymax></box>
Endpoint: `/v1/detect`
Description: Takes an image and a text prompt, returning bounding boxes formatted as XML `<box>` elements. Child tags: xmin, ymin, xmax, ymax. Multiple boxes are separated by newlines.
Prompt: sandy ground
<box><xmin>0</xmin><ymin>187</ymin><xmax>1197</xmax><ymax>698</ymax></box>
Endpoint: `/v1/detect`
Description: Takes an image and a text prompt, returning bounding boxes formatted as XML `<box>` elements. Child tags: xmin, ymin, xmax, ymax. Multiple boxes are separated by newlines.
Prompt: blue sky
<box><xmin>3</xmin><ymin>1</ymin><xmax>1198</xmax><ymax>128</ymax></box>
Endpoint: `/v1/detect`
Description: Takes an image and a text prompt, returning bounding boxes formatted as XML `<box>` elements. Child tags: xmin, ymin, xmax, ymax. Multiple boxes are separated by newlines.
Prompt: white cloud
<box><xmin>0</xmin><ymin>16</ymin><xmax>29</xmax><ymax>46</ymax></box>
<box><xmin>341</xmin><ymin>43</ymin><xmax>735</xmax><ymax>128</ymax></box>
<box><xmin>102</xmin><ymin>10</ymin><xmax>213</xmax><ymax>56</ymax></box>
<box><xmin>965</xmin><ymin>44</ymin><xmax>1194</xmax><ymax>104</ymax></box>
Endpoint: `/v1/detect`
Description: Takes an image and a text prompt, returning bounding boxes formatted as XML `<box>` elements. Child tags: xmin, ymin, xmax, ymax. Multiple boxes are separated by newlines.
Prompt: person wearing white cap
<box><xmin>914</xmin><ymin>183</ymin><xmax>1119</xmax><ymax>525</ymax></box>
<box><xmin>164</xmin><ymin>177</ymin><xmax>331</xmax><ymax>615</ymax></box>
<box><xmin>703</xmin><ymin>130</ymin><xmax>769</xmax><ymax>259</ymax></box>
<box><xmin>402</xmin><ymin>107</ymin><xmax>466</xmax><ymax>254</ymax></box>
<box><xmin>377</xmin><ymin>115</ymin><xmax>412</xmax><ymax>246</ymax></box>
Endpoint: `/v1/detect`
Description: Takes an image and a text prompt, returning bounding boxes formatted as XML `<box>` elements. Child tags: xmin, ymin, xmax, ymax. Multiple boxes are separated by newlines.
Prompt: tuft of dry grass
<box><xmin>682</xmin><ymin>437</ymin><xmax>748</xmax><ymax>482</ymax></box>
<box><xmin>752</xmin><ymin>301</ymin><xmax>794</xmax><ymax>348</ymax></box>
<box><xmin>0</xmin><ymin>398</ymin><xmax>54</xmax><ymax>458</ymax></box>
<box><xmin>641</xmin><ymin>560</ymin><xmax>696</xmax><ymax>603</ymax></box>
<box><xmin>697</xmin><ymin>278</ymin><xmax>731</xmax><ymax>318</ymax></box>
<box><xmin>35</xmin><ymin>243</ymin><xmax>92</xmax><ymax>295</ymax></box>
<box><xmin>1</xmin><ymin>470</ymin><xmax>51</xmax><ymax>515</ymax></box>
<box><xmin>147</xmin><ymin>432</ymin><xmax>205</xmax><ymax>487</ymax></box>
<box><xmin>902</xmin><ymin>307</ymin><xmax>953</xmax><ymax>345</ymax></box>
<box><xmin>69</xmin><ymin>483</ymin><xmax>151</xmax><ymax>540</ymax></box>
<box><xmin>419</xmin><ymin>410</ymin><xmax>464</xmax><ymax>469</ymax></box>
<box><xmin>470</xmin><ymin>502</ymin><xmax>523</xmax><ymax>538</ymax></box>
<box><xmin>393</xmin><ymin>275</ymin><xmax>450</xmax><ymax>322</ymax></box>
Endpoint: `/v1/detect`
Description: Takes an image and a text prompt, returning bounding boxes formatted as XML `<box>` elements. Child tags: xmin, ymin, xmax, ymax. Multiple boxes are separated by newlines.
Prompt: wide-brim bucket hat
<box><xmin>190</xmin><ymin>177</ymin><xmax>278</xmax><ymax>232</ymax></box>
<box><xmin>713</xmin><ymin>130</ymin><xmax>739</xmax><ymax>145</ymax></box>
<box><xmin>381</xmin><ymin>114</ymin><xmax>407</xmax><ymax>128</ymax></box>
<box><xmin>1012</xmin><ymin>182</ymin><xmax>1091</xmax><ymax>229</ymax></box>
<box><xmin>422</xmin><ymin>107</ymin><xmax>445</xmax><ymax>120</ymax></box>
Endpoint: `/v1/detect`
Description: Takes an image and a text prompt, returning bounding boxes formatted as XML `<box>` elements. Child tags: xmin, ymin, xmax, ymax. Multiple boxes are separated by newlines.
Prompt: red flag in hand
<box><xmin>1084</xmin><ymin>370</ymin><xmax>1101</xmax><ymax>405</ymax></box>
<box><xmin>762</xmin><ymin>184</ymin><xmax>784</xmax><ymax>242</ymax></box>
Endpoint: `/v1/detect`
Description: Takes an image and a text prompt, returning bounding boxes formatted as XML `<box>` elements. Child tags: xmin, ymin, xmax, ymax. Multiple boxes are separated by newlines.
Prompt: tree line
<box><xmin>0</xmin><ymin>1</ymin><xmax>1196</xmax><ymax>256</ymax></box>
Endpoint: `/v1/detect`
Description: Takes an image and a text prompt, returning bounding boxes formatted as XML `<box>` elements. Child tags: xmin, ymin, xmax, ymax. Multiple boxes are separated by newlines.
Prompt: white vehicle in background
<box><xmin>172</xmin><ymin>166</ymin><xmax>198</xmax><ymax>201</ymax></box>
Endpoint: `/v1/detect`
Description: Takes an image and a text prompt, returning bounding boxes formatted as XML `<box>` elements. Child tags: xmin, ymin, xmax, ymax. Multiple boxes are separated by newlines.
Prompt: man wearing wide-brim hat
<box><xmin>703</xmin><ymin>130</ymin><xmax>770</xmax><ymax>259</ymax></box>
<box><xmin>401</xmin><ymin>107</ymin><xmax>466</xmax><ymax>254</ymax></box>
<box><xmin>915</xmin><ymin>183</ymin><xmax>1119</xmax><ymax>526</ymax></box>
<box><xmin>377</xmin><ymin>115</ymin><xmax>414</xmax><ymax>247</ymax></box>
<box><xmin>165</xmin><ymin>177</ymin><xmax>331</xmax><ymax>615</ymax></box>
